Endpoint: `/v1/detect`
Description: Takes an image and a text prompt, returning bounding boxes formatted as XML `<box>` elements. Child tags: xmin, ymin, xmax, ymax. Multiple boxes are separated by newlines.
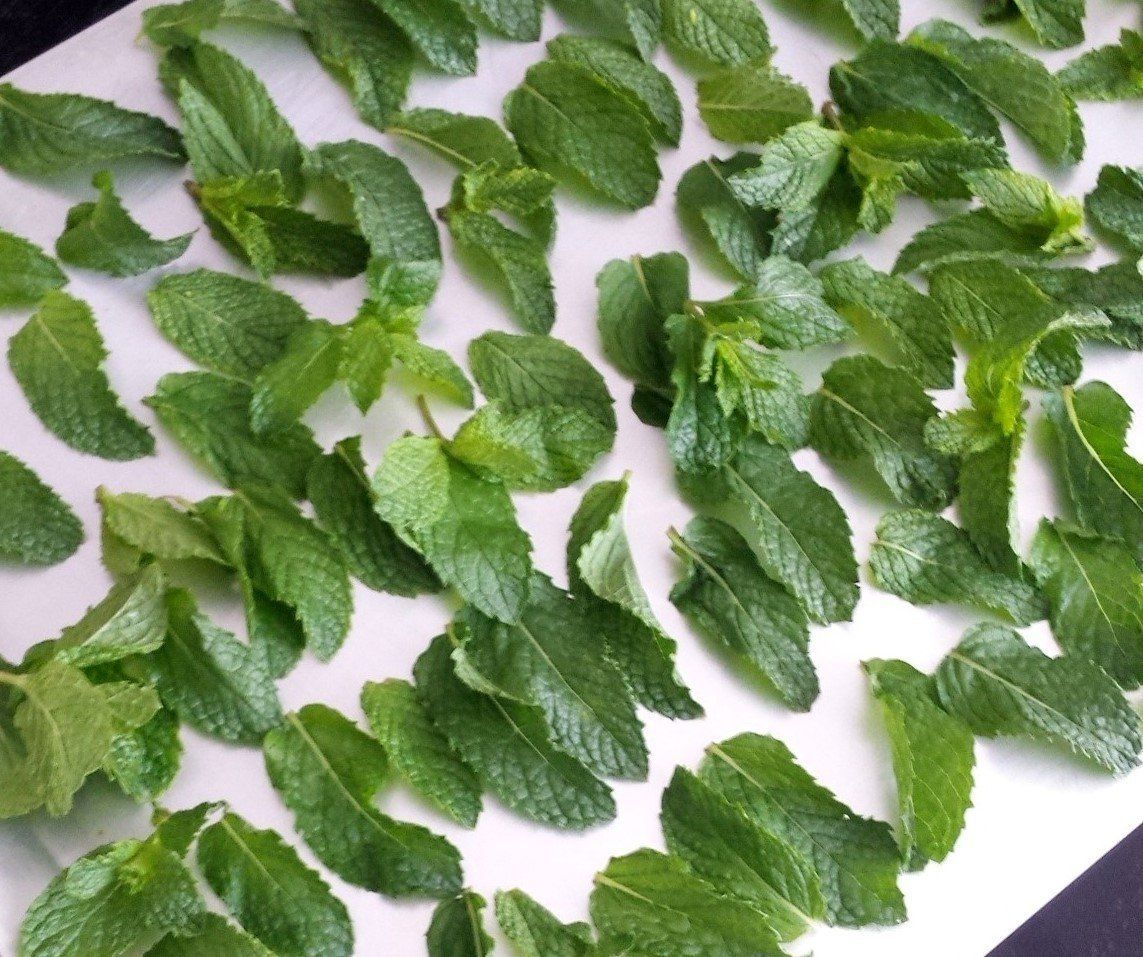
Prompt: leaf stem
<box><xmin>416</xmin><ymin>395</ymin><xmax>446</xmax><ymax>441</ymax></box>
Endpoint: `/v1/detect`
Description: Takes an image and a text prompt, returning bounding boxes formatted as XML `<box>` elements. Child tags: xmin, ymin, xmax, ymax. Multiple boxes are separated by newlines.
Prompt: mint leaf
<box><xmin>456</xmin><ymin>574</ymin><xmax>648</xmax><ymax>780</ymax></box>
<box><xmin>147</xmin><ymin>372</ymin><xmax>321</xmax><ymax>498</ymax></box>
<box><xmin>19</xmin><ymin>837</ymin><xmax>204</xmax><ymax>957</ymax></box>
<box><xmin>148</xmin><ymin>269</ymin><xmax>307</xmax><ymax>380</ymax></box>
<box><xmin>864</xmin><ymin>659</ymin><xmax>975</xmax><ymax>866</ymax></box>
<box><xmin>1044</xmin><ymin>382</ymin><xmax>1143</xmax><ymax>562</ymax></box>
<box><xmin>10</xmin><ymin>291</ymin><xmax>154</xmax><ymax>461</ymax></box>
<box><xmin>103</xmin><ymin>705</ymin><xmax>182</xmax><ymax>804</ymax></box>
<box><xmin>495</xmin><ymin>889</ymin><xmax>597</xmax><ymax>957</ymax></box>
<box><xmin>956</xmin><ymin>427</ymin><xmax>1025</xmax><ymax>575</ymax></box>
<box><xmin>987</xmin><ymin>0</ymin><xmax>1084</xmax><ymax>50</ymax></box>
<box><xmin>150</xmin><ymin>589</ymin><xmax>282</xmax><ymax>744</ymax></box>
<box><xmin>0</xmin><ymin>228</ymin><xmax>66</xmax><ymax>306</ymax></box>
<box><xmin>374</xmin><ymin>0</ymin><xmax>477</xmax><ymax>76</ymax></box>
<box><xmin>669</xmin><ymin>517</ymin><xmax>815</xmax><ymax>711</ymax></box>
<box><xmin>1059</xmin><ymin>29</ymin><xmax>1143</xmax><ymax>101</ymax></box>
<box><xmin>712</xmin><ymin>438</ymin><xmax>859</xmax><ymax>624</ymax></box>
<box><xmin>1031</xmin><ymin>520</ymin><xmax>1143</xmax><ymax>689</ymax></box>
<box><xmin>0</xmin><ymin>450</ymin><xmax>82</xmax><ymax>566</ymax></box>
<box><xmin>701</xmin><ymin>733</ymin><xmax>906</xmax><ymax>927</ymax></box>
<box><xmin>162</xmin><ymin>42</ymin><xmax>304</xmax><ymax>199</ymax></box>
<box><xmin>830</xmin><ymin>41</ymin><xmax>1001</xmax><ymax>143</ymax></box>
<box><xmin>728</xmin><ymin>122</ymin><xmax>846</xmax><ymax>211</ymax></box>
<box><xmin>414</xmin><ymin>634</ymin><xmax>616</xmax><ymax>829</ymax></box>
<box><xmin>374</xmin><ymin>436</ymin><xmax>534</xmax><ymax>622</ymax></box>
<box><xmin>661</xmin><ymin>0</ymin><xmax>771</xmax><ymax>66</ymax></box>
<box><xmin>907</xmin><ymin>19</ymin><xmax>1077</xmax><ymax>162</ymax></box>
<box><xmin>548</xmin><ymin>34</ymin><xmax>682</xmax><ymax>146</ymax></box>
<box><xmin>446</xmin><ymin>208</ymin><xmax>555</xmax><ymax>333</ymax></box>
<box><xmin>56</xmin><ymin>171</ymin><xmax>193</xmax><ymax>277</ymax></box>
<box><xmin>308</xmin><ymin>438</ymin><xmax>438</xmax><ymax>597</ymax></box>
<box><xmin>249</xmin><ymin>320</ymin><xmax>342</xmax><ymax>434</ymax></box>
<box><xmin>197</xmin><ymin>811</ymin><xmax>352</xmax><ymax>957</ymax></box>
<box><xmin>293</xmin><ymin>0</ymin><xmax>413</xmax><ymax>128</ymax></box>
<box><xmin>836</xmin><ymin>0</ymin><xmax>899</xmax><ymax>39</ymax></box>
<box><xmin>661</xmin><ymin>767</ymin><xmax>826</xmax><ymax>940</ymax></box>
<box><xmin>697</xmin><ymin>64</ymin><xmax>812</xmax><ymax>144</ymax></box>
<box><xmin>811</xmin><ymin>355</ymin><xmax>956</xmax><ymax>508</ymax></box>
<box><xmin>590</xmin><ymin>848</ymin><xmax>784</xmax><ymax>956</ymax></box>
<box><xmin>935</xmin><ymin>623</ymin><xmax>1141</xmax><ymax>774</ymax></box>
<box><xmin>96</xmin><ymin>488</ymin><xmax>226</xmax><ymax>570</ymax></box>
<box><xmin>361</xmin><ymin>678</ymin><xmax>482</xmax><ymax>827</ymax></box>
<box><xmin>145</xmin><ymin>914</ymin><xmax>276</xmax><ymax>957</ymax></box>
<box><xmin>142</xmin><ymin>0</ymin><xmax>300</xmax><ymax>46</ymax></box>
<box><xmin>460</xmin><ymin>0</ymin><xmax>543</xmax><ymax>40</ymax></box>
<box><xmin>870</xmin><ymin>510</ymin><xmax>1045</xmax><ymax>624</ymax></box>
<box><xmin>1086</xmin><ymin>164</ymin><xmax>1143</xmax><ymax>256</ymax></box>
<box><xmin>1025</xmin><ymin>261</ymin><xmax>1143</xmax><ymax>349</ymax></box>
<box><xmin>769</xmin><ymin>167</ymin><xmax>862</xmax><ymax>264</ymax></box>
<box><xmin>569</xmin><ymin>477</ymin><xmax>701</xmax><ymax>720</ymax></box>
<box><xmin>390</xmin><ymin>107</ymin><xmax>523</xmax><ymax>169</ymax></box>
<box><xmin>554</xmin><ymin>0</ymin><xmax>662</xmax><ymax>60</ymax></box>
<box><xmin>506</xmin><ymin>60</ymin><xmax>661</xmax><ymax>209</ymax></box>
<box><xmin>0</xmin><ymin>83</ymin><xmax>183</xmax><ymax>174</ymax></box>
<box><xmin>894</xmin><ymin>210</ymin><xmax>1042</xmax><ymax>275</ymax></box>
<box><xmin>427</xmin><ymin>891</ymin><xmax>493</xmax><ymax>957</ymax></box>
<box><xmin>819</xmin><ymin>258</ymin><xmax>953</xmax><ymax>389</ymax></box>
<box><xmin>264</xmin><ymin>703</ymin><xmax>464</xmax><ymax>897</ymax></box>
<box><xmin>677</xmin><ymin>155</ymin><xmax>776</xmax><ymax>281</ymax></box>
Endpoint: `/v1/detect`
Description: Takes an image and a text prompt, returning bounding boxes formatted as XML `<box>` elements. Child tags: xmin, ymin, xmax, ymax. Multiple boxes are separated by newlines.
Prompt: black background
<box><xmin>1</xmin><ymin>1</ymin><xmax>1141</xmax><ymax>954</ymax></box>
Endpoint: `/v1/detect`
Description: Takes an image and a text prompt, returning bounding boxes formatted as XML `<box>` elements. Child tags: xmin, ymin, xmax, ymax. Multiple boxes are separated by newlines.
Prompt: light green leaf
<box><xmin>495</xmin><ymin>889</ymin><xmax>597</xmax><ymax>957</ymax></box>
<box><xmin>103</xmin><ymin>706</ymin><xmax>182</xmax><ymax>804</ymax></box>
<box><xmin>869</xmin><ymin>510</ymin><xmax>1045</xmax><ymax>625</ymax></box>
<box><xmin>264</xmin><ymin>703</ymin><xmax>464</xmax><ymax>897</ymax></box>
<box><xmin>96</xmin><ymin>488</ymin><xmax>226</xmax><ymax>570</ymax></box>
<box><xmin>145</xmin><ymin>914</ymin><xmax>277</xmax><ymax>957</ymax></box>
<box><xmin>390</xmin><ymin>108</ymin><xmax>523</xmax><ymax>170</ymax></box>
<box><xmin>669</xmin><ymin>517</ymin><xmax>815</xmax><ymax>711</ymax></box>
<box><xmin>1058</xmin><ymin>29</ymin><xmax>1143</xmax><ymax>101</ymax></box>
<box><xmin>837</xmin><ymin>0</ymin><xmax>899</xmax><ymax>39</ymax></box>
<box><xmin>459</xmin><ymin>0</ymin><xmax>543</xmax><ymax>40</ymax></box>
<box><xmin>936</xmin><ymin>623</ymin><xmax>1141</xmax><ymax>774</ymax></box>
<box><xmin>10</xmin><ymin>291</ymin><xmax>154</xmax><ymax>461</ymax></box>
<box><xmin>728</xmin><ymin>122</ymin><xmax>845</xmax><ymax>211</ymax></box>
<box><xmin>249</xmin><ymin>320</ymin><xmax>342</xmax><ymax>434</ymax></box>
<box><xmin>0</xmin><ymin>228</ymin><xmax>66</xmax><ymax>306</ymax></box>
<box><xmin>0</xmin><ymin>450</ymin><xmax>82</xmax><ymax>566</ymax></box>
<box><xmin>697</xmin><ymin>64</ymin><xmax>812</xmax><ymax>144</ymax></box>
<box><xmin>661</xmin><ymin>0</ymin><xmax>771</xmax><ymax>66</ymax></box>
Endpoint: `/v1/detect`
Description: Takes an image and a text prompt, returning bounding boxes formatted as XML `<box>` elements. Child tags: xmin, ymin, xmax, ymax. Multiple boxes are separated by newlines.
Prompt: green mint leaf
<box><xmin>661</xmin><ymin>0</ymin><xmax>771</xmax><ymax>66</ymax></box>
<box><xmin>956</xmin><ymin>427</ymin><xmax>1025</xmax><ymax>575</ymax></box>
<box><xmin>1044</xmin><ymin>382</ymin><xmax>1143</xmax><ymax>562</ymax></box>
<box><xmin>264</xmin><ymin>703</ymin><xmax>464</xmax><ymax>897</ymax></box>
<box><xmin>769</xmin><ymin>167</ymin><xmax>862</xmax><ymax>264</ymax></box>
<box><xmin>19</xmin><ymin>838</ymin><xmax>204</xmax><ymax>957</ymax></box>
<box><xmin>714</xmin><ymin>437</ymin><xmax>859</xmax><ymax>623</ymax></box>
<box><xmin>728</xmin><ymin>122</ymin><xmax>846</xmax><ymax>211</ymax></box>
<box><xmin>965</xmin><ymin>168</ymin><xmax>1090</xmax><ymax>252</ymax></box>
<box><xmin>249</xmin><ymin>320</ymin><xmax>342</xmax><ymax>434</ymax></box>
<box><xmin>466</xmin><ymin>331</ymin><xmax>616</xmax><ymax>489</ymax></box>
<box><xmin>661</xmin><ymin>767</ymin><xmax>826</xmax><ymax>940</ymax></box>
<box><xmin>0</xmin><ymin>450</ymin><xmax>82</xmax><ymax>566</ymax></box>
<box><xmin>96</xmin><ymin>488</ymin><xmax>226</xmax><ymax>569</ymax></box>
<box><xmin>596</xmin><ymin>252</ymin><xmax>688</xmax><ymax>392</ymax></box>
<box><xmin>819</xmin><ymin>257</ymin><xmax>953</xmax><ymax>389</ymax></box>
<box><xmin>293</xmin><ymin>0</ymin><xmax>413</xmax><ymax>128</ymax></box>
<box><xmin>414</xmin><ymin>634</ymin><xmax>616</xmax><ymax>829</ymax></box>
<box><xmin>1086</xmin><ymin>164</ymin><xmax>1143</xmax><ymax>256</ymax></box>
<box><xmin>677</xmin><ymin>155</ymin><xmax>776</xmax><ymax>282</ymax></box>
<box><xmin>810</xmin><ymin>355</ymin><xmax>956</xmax><ymax>508</ymax></box>
<box><xmin>590</xmin><ymin>848</ymin><xmax>785</xmax><ymax>956</ymax></box>
<box><xmin>150</xmin><ymin>589</ymin><xmax>282</xmax><ymax>744</ymax></box>
<box><xmin>0</xmin><ymin>83</ymin><xmax>183</xmax><ymax>174</ymax></box>
<box><xmin>392</xmin><ymin>332</ymin><xmax>475</xmax><ymax>407</ymax></box>
<box><xmin>936</xmin><ymin>623</ymin><xmax>1141</xmax><ymax>774</ymax></box>
<box><xmin>554</xmin><ymin>0</ymin><xmax>662</xmax><ymax>60</ymax></box>
<box><xmin>459</xmin><ymin>0</ymin><xmax>543</xmax><ymax>40</ymax></box>
<box><xmin>1024</xmin><ymin>261</ymin><xmax>1143</xmax><ymax>349</ymax></box>
<box><xmin>569</xmin><ymin>476</ymin><xmax>702</xmax><ymax>720</ymax></box>
<box><xmin>701</xmin><ymin>733</ymin><xmax>906</xmax><ymax>927</ymax></box>
<box><xmin>1058</xmin><ymin>28</ymin><xmax>1143</xmax><ymax>101</ymax></box>
<box><xmin>0</xmin><ymin>228</ymin><xmax>66</xmax><ymax>306</ymax></box>
<box><xmin>308</xmin><ymin>438</ymin><xmax>439</xmax><ymax>597</ymax></box>
<box><xmin>669</xmin><ymin>517</ymin><xmax>815</xmax><ymax>711</ymax></box>
<box><xmin>830</xmin><ymin>41</ymin><xmax>1002</xmax><ymax>143</ymax></box>
<box><xmin>427</xmin><ymin>891</ymin><xmax>493</xmax><ymax>957</ymax></box>
<box><xmin>446</xmin><ymin>208</ymin><xmax>555</xmax><ymax>333</ymax></box>
<box><xmin>146</xmin><ymin>371</ymin><xmax>321</xmax><ymax>498</ymax></box>
<box><xmin>455</xmin><ymin>574</ymin><xmax>649</xmax><ymax>780</ymax></box>
<box><xmin>143</xmin><ymin>0</ymin><xmax>299</xmax><ymax>46</ymax></box>
<box><xmin>197</xmin><ymin>811</ymin><xmax>353</xmax><ymax>957</ymax></box>
<box><xmin>548</xmin><ymin>34</ymin><xmax>682</xmax><ymax>146</ymax></box>
<box><xmin>148</xmin><ymin>269</ymin><xmax>307</xmax><ymax>380</ymax></box>
<box><xmin>390</xmin><ymin>107</ymin><xmax>523</xmax><ymax>170</ymax></box>
<box><xmin>56</xmin><ymin>171</ymin><xmax>193</xmax><ymax>276</ymax></box>
<box><xmin>9</xmin><ymin>291</ymin><xmax>155</xmax><ymax>461</ymax></box>
<box><xmin>361</xmin><ymin>678</ymin><xmax>482</xmax><ymax>827</ymax></box>
<box><xmin>1031</xmin><ymin>520</ymin><xmax>1143</xmax><ymax>689</ymax></box>
<box><xmin>836</xmin><ymin>0</ymin><xmax>899</xmax><ymax>39</ymax></box>
<box><xmin>308</xmin><ymin>140</ymin><xmax>442</xmax><ymax>292</ymax></box>
<box><xmin>869</xmin><ymin>510</ymin><xmax>1045</xmax><ymax>624</ymax></box>
<box><xmin>987</xmin><ymin>0</ymin><xmax>1083</xmax><ymax>50</ymax></box>
<box><xmin>864</xmin><ymin>659</ymin><xmax>975</xmax><ymax>866</ymax></box>
<box><xmin>374</xmin><ymin>436</ymin><xmax>535</xmax><ymax>622</ymax></box>
<box><xmin>162</xmin><ymin>42</ymin><xmax>304</xmax><ymax>199</ymax></box>
<box><xmin>103</xmin><ymin>706</ymin><xmax>182</xmax><ymax>804</ymax></box>
<box><xmin>704</xmin><ymin>336</ymin><xmax>810</xmax><ymax>449</ymax></box>
<box><xmin>0</xmin><ymin>660</ymin><xmax>116</xmax><ymax>817</ymax></box>
<box><xmin>374</xmin><ymin>0</ymin><xmax>478</xmax><ymax>76</ymax></box>
<box><xmin>697</xmin><ymin>64</ymin><xmax>812</xmax><ymax>144</ymax></box>
<box><xmin>495</xmin><ymin>889</ymin><xmax>597</xmax><ymax>957</ymax></box>
<box><xmin>505</xmin><ymin>60</ymin><xmax>661</xmax><ymax>209</ymax></box>
<box><xmin>145</xmin><ymin>914</ymin><xmax>277</xmax><ymax>957</ymax></box>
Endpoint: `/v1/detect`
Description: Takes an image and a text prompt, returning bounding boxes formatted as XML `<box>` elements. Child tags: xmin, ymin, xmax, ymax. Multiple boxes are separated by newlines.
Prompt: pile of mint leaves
<box><xmin>0</xmin><ymin>0</ymin><xmax>1142</xmax><ymax>953</ymax></box>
